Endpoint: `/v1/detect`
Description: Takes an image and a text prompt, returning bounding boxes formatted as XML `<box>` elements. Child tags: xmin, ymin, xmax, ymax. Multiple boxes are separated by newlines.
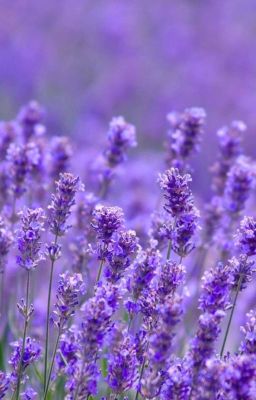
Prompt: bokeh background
<box><xmin>1</xmin><ymin>0</ymin><xmax>256</xmax><ymax>192</ymax></box>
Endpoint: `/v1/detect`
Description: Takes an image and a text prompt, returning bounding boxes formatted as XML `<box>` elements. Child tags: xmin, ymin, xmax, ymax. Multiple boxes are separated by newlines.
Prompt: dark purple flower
<box><xmin>52</xmin><ymin>271</ymin><xmax>85</xmax><ymax>328</ymax></box>
<box><xmin>107</xmin><ymin>331</ymin><xmax>138</xmax><ymax>393</ymax></box>
<box><xmin>9</xmin><ymin>337</ymin><xmax>41</xmax><ymax>385</ymax></box>
<box><xmin>0</xmin><ymin>217</ymin><xmax>13</xmax><ymax>273</ymax></box>
<box><xmin>158</xmin><ymin>168</ymin><xmax>194</xmax><ymax>216</ymax></box>
<box><xmin>172</xmin><ymin>206</ymin><xmax>200</xmax><ymax>257</ymax></box>
<box><xmin>235</xmin><ymin>216</ymin><xmax>256</xmax><ymax>256</ymax></box>
<box><xmin>17</xmin><ymin>100</ymin><xmax>45</xmax><ymax>140</ymax></box>
<box><xmin>49</xmin><ymin>136</ymin><xmax>73</xmax><ymax>179</ymax></box>
<box><xmin>224</xmin><ymin>156</ymin><xmax>255</xmax><ymax>215</ymax></box>
<box><xmin>48</xmin><ymin>172</ymin><xmax>81</xmax><ymax>237</ymax></box>
<box><xmin>91</xmin><ymin>205</ymin><xmax>124</xmax><ymax>242</ymax></box>
<box><xmin>228</xmin><ymin>255</ymin><xmax>256</xmax><ymax>291</ymax></box>
<box><xmin>0</xmin><ymin>371</ymin><xmax>9</xmax><ymax>399</ymax></box>
<box><xmin>104</xmin><ymin>230</ymin><xmax>139</xmax><ymax>283</ymax></box>
<box><xmin>105</xmin><ymin>116</ymin><xmax>137</xmax><ymax>167</ymax></box>
<box><xmin>166</xmin><ymin>107</ymin><xmax>206</xmax><ymax>168</ymax></box>
<box><xmin>157</xmin><ymin>260</ymin><xmax>185</xmax><ymax>300</ymax></box>
<box><xmin>211</xmin><ymin>121</ymin><xmax>245</xmax><ymax>194</ymax></box>
<box><xmin>240</xmin><ymin>310</ymin><xmax>256</xmax><ymax>355</ymax></box>
<box><xmin>16</xmin><ymin>208</ymin><xmax>45</xmax><ymax>270</ymax></box>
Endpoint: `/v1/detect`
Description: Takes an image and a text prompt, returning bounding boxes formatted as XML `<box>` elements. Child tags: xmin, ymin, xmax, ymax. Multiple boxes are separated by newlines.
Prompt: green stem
<box><xmin>43</xmin><ymin>326</ymin><xmax>61</xmax><ymax>400</ymax></box>
<box><xmin>96</xmin><ymin>257</ymin><xmax>105</xmax><ymax>283</ymax></box>
<box><xmin>134</xmin><ymin>355</ymin><xmax>147</xmax><ymax>400</ymax></box>
<box><xmin>166</xmin><ymin>240</ymin><xmax>172</xmax><ymax>260</ymax></box>
<box><xmin>220</xmin><ymin>274</ymin><xmax>243</xmax><ymax>357</ymax></box>
<box><xmin>15</xmin><ymin>270</ymin><xmax>30</xmax><ymax>400</ymax></box>
<box><xmin>44</xmin><ymin>235</ymin><xmax>58</xmax><ymax>391</ymax></box>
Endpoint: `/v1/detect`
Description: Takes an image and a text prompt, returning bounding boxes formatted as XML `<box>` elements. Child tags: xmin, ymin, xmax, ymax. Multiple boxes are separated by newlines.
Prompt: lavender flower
<box><xmin>48</xmin><ymin>172</ymin><xmax>81</xmax><ymax>237</ymax></box>
<box><xmin>166</xmin><ymin>107</ymin><xmax>206</xmax><ymax>169</ymax></box>
<box><xmin>49</xmin><ymin>136</ymin><xmax>73</xmax><ymax>179</ymax></box>
<box><xmin>52</xmin><ymin>271</ymin><xmax>85</xmax><ymax>328</ymax></box>
<box><xmin>235</xmin><ymin>216</ymin><xmax>256</xmax><ymax>256</ymax></box>
<box><xmin>91</xmin><ymin>205</ymin><xmax>124</xmax><ymax>243</ymax></box>
<box><xmin>240</xmin><ymin>310</ymin><xmax>256</xmax><ymax>355</ymax></box>
<box><xmin>0</xmin><ymin>371</ymin><xmax>9</xmax><ymax>399</ymax></box>
<box><xmin>228</xmin><ymin>255</ymin><xmax>256</xmax><ymax>291</ymax></box>
<box><xmin>172</xmin><ymin>206</ymin><xmax>200</xmax><ymax>257</ymax></box>
<box><xmin>160</xmin><ymin>361</ymin><xmax>190</xmax><ymax>400</ymax></box>
<box><xmin>211</xmin><ymin>121</ymin><xmax>245</xmax><ymax>194</ymax></box>
<box><xmin>21</xmin><ymin>387</ymin><xmax>37</xmax><ymax>400</ymax></box>
<box><xmin>104</xmin><ymin>229</ymin><xmax>139</xmax><ymax>282</ymax></box>
<box><xmin>16</xmin><ymin>208</ymin><xmax>45</xmax><ymax>270</ymax></box>
<box><xmin>107</xmin><ymin>331</ymin><xmax>138</xmax><ymax>393</ymax></box>
<box><xmin>0</xmin><ymin>217</ymin><xmax>13</xmax><ymax>273</ymax></box>
<box><xmin>17</xmin><ymin>100</ymin><xmax>45</xmax><ymax>140</ymax></box>
<box><xmin>158</xmin><ymin>168</ymin><xmax>193</xmax><ymax>216</ymax></box>
<box><xmin>0</xmin><ymin>121</ymin><xmax>19</xmax><ymax>159</ymax></box>
<box><xmin>157</xmin><ymin>260</ymin><xmax>185</xmax><ymax>300</ymax></box>
<box><xmin>105</xmin><ymin>116</ymin><xmax>137</xmax><ymax>167</ymax></box>
<box><xmin>9</xmin><ymin>338</ymin><xmax>41</xmax><ymax>386</ymax></box>
<box><xmin>224</xmin><ymin>156</ymin><xmax>255</xmax><ymax>215</ymax></box>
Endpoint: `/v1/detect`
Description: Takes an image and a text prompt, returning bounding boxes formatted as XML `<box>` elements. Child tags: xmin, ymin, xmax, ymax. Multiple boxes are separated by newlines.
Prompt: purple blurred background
<box><xmin>1</xmin><ymin>0</ymin><xmax>256</xmax><ymax>187</ymax></box>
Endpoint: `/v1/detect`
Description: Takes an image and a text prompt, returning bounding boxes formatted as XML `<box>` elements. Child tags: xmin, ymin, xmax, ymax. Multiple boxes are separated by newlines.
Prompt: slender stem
<box><xmin>166</xmin><ymin>240</ymin><xmax>172</xmax><ymax>260</ymax></box>
<box><xmin>44</xmin><ymin>235</ymin><xmax>58</xmax><ymax>391</ymax></box>
<box><xmin>0</xmin><ymin>271</ymin><xmax>4</xmax><ymax>318</ymax></box>
<box><xmin>96</xmin><ymin>257</ymin><xmax>105</xmax><ymax>283</ymax></box>
<box><xmin>43</xmin><ymin>326</ymin><xmax>61</xmax><ymax>400</ymax></box>
<box><xmin>15</xmin><ymin>270</ymin><xmax>30</xmax><ymax>400</ymax></box>
<box><xmin>134</xmin><ymin>356</ymin><xmax>147</xmax><ymax>400</ymax></box>
<box><xmin>220</xmin><ymin>274</ymin><xmax>243</xmax><ymax>357</ymax></box>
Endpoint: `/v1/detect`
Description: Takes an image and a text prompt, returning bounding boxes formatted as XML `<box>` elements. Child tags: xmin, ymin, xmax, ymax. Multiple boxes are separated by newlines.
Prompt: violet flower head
<box><xmin>104</xmin><ymin>229</ymin><xmax>139</xmax><ymax>283</ymax></box>
<box><xmin>9</xmin><ymin>337</ymin><xmax>41</xmax><ymax>384</ymax></box>
<box><xmin>240</xmin><ymin>310</ymin><xmax>256</xmax><ymax>355</ymax></box>
<box><xmin>157</xmin><ymin>260</ymin><xmax>185</xmax><ymax>300</ymax></box>
<box><xmin>222</xmin><ymin>354</ymin><xmax>256</xmax><ymax>399</ymax></box>
<box><xmin>48</xmin><ymin>172</ymin><xmax>81</xmax><ymax>237</ymax></box>
<box><xmin>53</xmin><ymin>271</ymin><xmax>85</xmax><ymax>328</ymax></box>
<box><xmin>105</xmin><ymin>116</ymin><xmax>137</xmax><ymax>167</ymax></box>
<box><xmin>158</xmin><ymin>168</ymin><xmax>193</xmax><ymax>216</ymax></box>
<box><xmin>172</xmin><ymin>206</ymin><xmax>200</xmax><ymax>257</ymax></box>
<box><xmin>130</xmin><ymin>246</ymin><xmax>161</xmax><ymax>299</ymax></box>
<box><xmin>203</xmin><ymin>196</ymin><xmax>223</xmax><ymax>245</ymax></box>
<box><xmin>0</xmin><ymin>371</ymin><xmax>9</xmax><ymax>399</ymax></box>
<box><xmin>211</xmin><ymin>120</ymin><xmax>245</xmax><ymax>194</ymax></box>
<box><xmin>199</xmin><ymin>262</ymin><xmax>232</xmax><ymax>313</ymax></box>
<box><xmin>16</xmin><ymin>208</ymin><xmax>45</xmax><ymax>271</ymax></box>
<box><xmin>224</xmin><ymin>156</ymin><xmax>255</xmax><ymax>215</ymax></box>
<box><xmin>20</xmin><ymin>387</ymin><xmax>37</xmax><ymax>400</ymax></box>
<box><xmin>107</xmin><ymin>331</ymin><xmax>138</xmax><ymax>393</ymax></box>
<box><xmin>160</xmin><ymin>360</ymin><xmax>190</xmax><ymax>400</ymax></box>
<box><xmin>235</xmin><ymin>216</ymin><xmax>256</xmax><ymax>256</ymax></box>
<box><xmin>49</xmin><ymin>136</ymin><xmax>73</xmax><ymax>179</ymax></box>
<box><xmin>166</xmin><ymin>107</ymin><xmax>206</xmax><ymax>168</ymax></box>
<box><xmin>0</xmin><ymin>121</ymin><xmax>19</xmax><ymax>159</ymax></box>
<box><xmin>6</xmin><ymin>143</ymin><xmax>37</xmax><ymax>198</ymax></box>
<box><xmin>0</xmin><ymin>217</ymin><xmax>13</xmax><ymax>273</ymax></box>
<box><xmin>17</xmin><ymin>100</ymin><xmax>45</xmax><ymax>141</ymax></box>
<box><xmin>91</xmin><ymin>205</ymin><xmax>124</xmax><ymax>242</ymax></box>
<box><xmin>228</xmin><ymin>255</ymin><xmax>256</xmax><ymax>291</ymax></box>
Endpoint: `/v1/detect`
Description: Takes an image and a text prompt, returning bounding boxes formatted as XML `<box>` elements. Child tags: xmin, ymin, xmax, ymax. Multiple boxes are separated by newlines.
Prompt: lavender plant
<box><xmin>0</xmin><ymin>102</ymin><xmax>256</xmax><ymax>400</ymax></box>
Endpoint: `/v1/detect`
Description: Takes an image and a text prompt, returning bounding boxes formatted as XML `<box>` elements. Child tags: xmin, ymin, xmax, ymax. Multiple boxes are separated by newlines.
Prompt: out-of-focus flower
<box><xmin>21</xmin><ymin>387</ymin><xmax>38</xmax><ymax>400</ymax></box>
<box><xmin>49</xmin><ymin>136</ymin><xmax>73</xmax><ymax>179</ymax></box>
<box><xmin>0</xmin><ymin>371</ymin><xmax>10</xmax><ymax>399</ymax></box>
<box><xmin>166</xmin><ymin>107</ymin><xmax>206</xmax><ymax>170</ymax></box>
<box><xmin>235</xmin><ymin>216</ymin><xmax>256</xmax><ymax>256</ymax></box>
<box><xmin>240</xmin><ymin>310</ymin><xmax>256</xmax><ymax>355</ymax></box>
<box><xmin>0</xmin><ymin>217</ymin><xmax>13</xmax><ymax>273</ymax></box>
<box><xmin>17</xmin><ymin>100</ymin><xmax>45</xmax><ymax>140</ymax></box>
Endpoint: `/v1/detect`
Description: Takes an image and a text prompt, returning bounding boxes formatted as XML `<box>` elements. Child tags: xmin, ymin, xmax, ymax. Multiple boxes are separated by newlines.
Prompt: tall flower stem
<box><xmin>44</xmin><ymin>235</ymin><xmax>58</xmax><ymax>391</ymax></box>
<box><xmin>220</xmin><ymin>274</ymin><xmax>243</xmax><ymax>357</ymax></box>
<box><xmin>43</xmin><ymin>326</ymin><xmax>61</xmax><ymax>400</ymax></box>
<box><xmin>134</xmin><ymin>354</ymin><xmax>147</xmax><ymax>400</ymax></box>
<box><xmin>166</xmin><ymin>240</ymin><xmax>172</xmax><ymax>260</ymax></box>
<box><xmin>15</xmin><ymin>270</ymin><xmax>30</xmax><ymax>400</ymax></box>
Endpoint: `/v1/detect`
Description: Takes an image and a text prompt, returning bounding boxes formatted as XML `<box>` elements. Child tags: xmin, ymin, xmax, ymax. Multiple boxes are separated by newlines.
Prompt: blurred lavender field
<box><xmin>1</xmin><ymin>1</ymin><xmax>256</xmax><ymax>400</ymax></box>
